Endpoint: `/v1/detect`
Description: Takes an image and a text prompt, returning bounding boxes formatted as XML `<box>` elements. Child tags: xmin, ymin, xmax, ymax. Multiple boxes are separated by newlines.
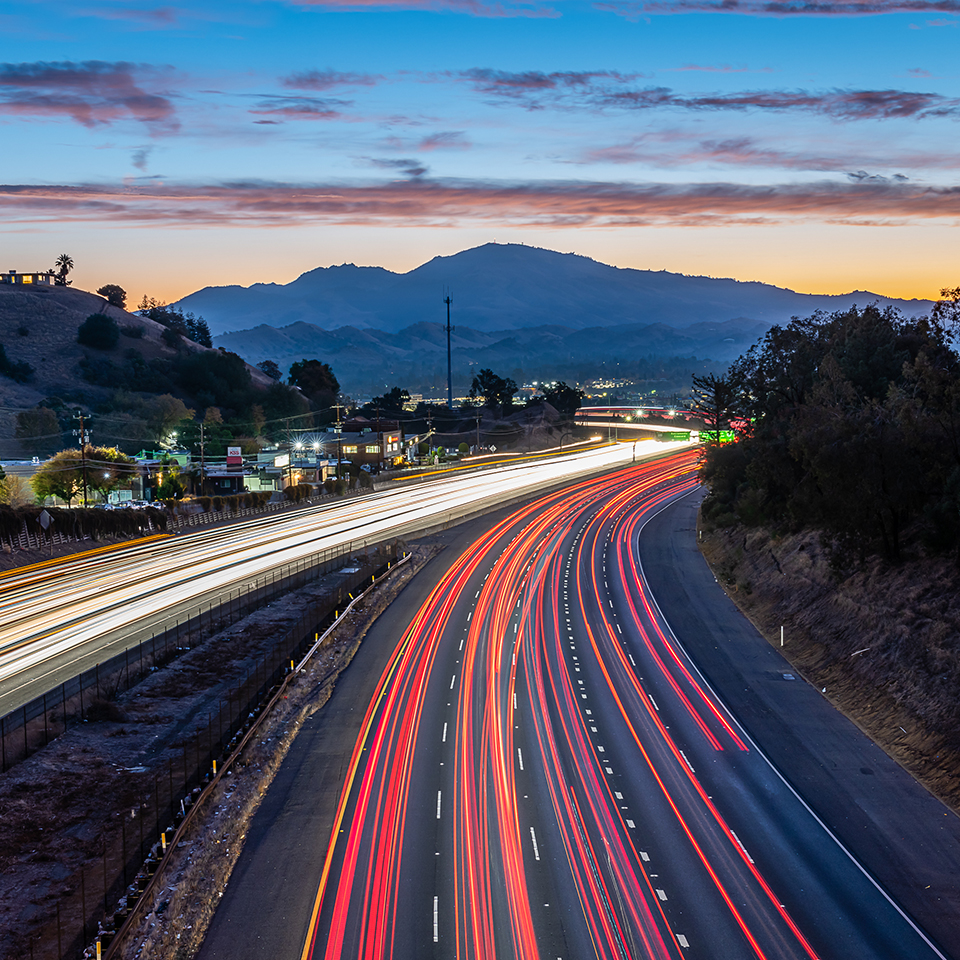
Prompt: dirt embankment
<box><xmin>699</xmin><ymin>523</ymin><xmax>960</xmax><ymax>811</ymax></box>
<box><xmin>0</xmin><ymin>541</ymin><xmax>438</xmax><ymax>960</ymax></box>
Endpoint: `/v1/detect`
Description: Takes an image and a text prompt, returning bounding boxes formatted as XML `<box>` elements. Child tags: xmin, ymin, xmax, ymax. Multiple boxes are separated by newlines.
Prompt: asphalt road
<box><xmin>0</xmin><ymin>442</ymin><xmax>643</xmax><ymax>717</ymax></box>
<box><xmin>198</xmin><ymin>455</ymin><xmax>958</xmax><ymax>960</ymax></box>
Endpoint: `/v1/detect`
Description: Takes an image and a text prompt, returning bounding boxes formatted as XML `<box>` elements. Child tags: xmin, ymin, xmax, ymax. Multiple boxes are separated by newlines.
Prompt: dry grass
<box><xmin>700</xmin><ymin>523</ymin><xmax>960</xmax><ymax>810</ymax></box>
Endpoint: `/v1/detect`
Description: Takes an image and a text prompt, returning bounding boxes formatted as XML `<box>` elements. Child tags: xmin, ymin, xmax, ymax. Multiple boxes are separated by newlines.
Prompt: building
<box><xmin>1</xmin><ymin>270</ymin><xmax>54</xmax><ymax>285</ymax></box>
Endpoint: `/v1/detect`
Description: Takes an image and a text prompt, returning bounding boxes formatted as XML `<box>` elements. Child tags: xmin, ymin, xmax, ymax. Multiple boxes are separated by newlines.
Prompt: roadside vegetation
<box><xmin>695</xmin><ymin>285</ymin><xmax>960</xmax><ymax>811</ymax></box>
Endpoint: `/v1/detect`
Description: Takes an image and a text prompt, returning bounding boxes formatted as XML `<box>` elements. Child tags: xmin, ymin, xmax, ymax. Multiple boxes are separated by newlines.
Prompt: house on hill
<box><xmin>1</xmin><ymin>270</ymin><xmax>53</xmax><ymax>285</ymax></box>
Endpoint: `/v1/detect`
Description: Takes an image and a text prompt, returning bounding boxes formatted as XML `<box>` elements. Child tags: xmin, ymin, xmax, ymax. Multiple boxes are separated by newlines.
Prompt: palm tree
<box><xmin>53</xmin><ymin>253</ymin><xmax>74</xmax><ymax>286</ymax></box>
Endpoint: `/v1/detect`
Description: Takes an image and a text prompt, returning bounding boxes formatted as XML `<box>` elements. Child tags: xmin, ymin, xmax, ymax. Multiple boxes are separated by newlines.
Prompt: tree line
<box><xmin>696</xmin><ymin>287</ymin><xmax>960</xmax><ymax>563</ymax></box>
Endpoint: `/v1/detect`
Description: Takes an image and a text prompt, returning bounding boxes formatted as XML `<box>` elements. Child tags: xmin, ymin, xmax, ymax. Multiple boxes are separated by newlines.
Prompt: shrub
<box><xmin>458</xmin><ymin>442</ymin><xmax>469</xmax><ymax>455</ymax></box>
<box><xmin>323</xmin><ymin>478</ymin><xmax>336</xmax><ymax>495</ymax></box>
<box><xmin>77</xmin><ymin>313</ymin><xmax>120</xmax><ymax>350</ymax></box>
<box><xmin>120</xmin><ymin>324</ymin><xmax>144</xmax><ymax>339</ymax></box>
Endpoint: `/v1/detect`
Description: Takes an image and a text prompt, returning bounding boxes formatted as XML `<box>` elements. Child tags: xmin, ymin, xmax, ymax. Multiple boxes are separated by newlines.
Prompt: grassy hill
<box><xmin>0</xmin><ymin>284</ymin><xmax>287</xmax><ymax>459</ymax></box>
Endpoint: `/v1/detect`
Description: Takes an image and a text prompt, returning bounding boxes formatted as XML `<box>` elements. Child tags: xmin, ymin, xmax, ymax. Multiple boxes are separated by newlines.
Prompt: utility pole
<box><xmin>200</xmin><ymin>421</ymin><xmax>205</xmax><ymax>495</ymax></box>
<box><xmin>443</xmin><ymin>291</ymin><xmax>454</xmax><ymax>410</ymax></box>
<box><xmin>334</xmin><ymin>401</ymin><xmax>344</xmax><ymax>478</ymax></box>
<box><xmin>74</xmin><ymin>411</ymin><xmax>90</xmax><ymax>508</ymax></box>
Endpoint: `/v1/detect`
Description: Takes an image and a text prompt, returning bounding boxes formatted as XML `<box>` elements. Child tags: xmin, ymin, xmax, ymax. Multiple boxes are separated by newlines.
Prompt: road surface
<box><xmin>200</xmin><ymin>450</ymin><xmax>958</xmax><ymax>959</ymax></box>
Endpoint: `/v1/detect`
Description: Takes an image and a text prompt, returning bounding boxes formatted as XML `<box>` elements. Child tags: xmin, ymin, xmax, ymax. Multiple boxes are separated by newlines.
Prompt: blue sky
<box><xmin>2</xmin><ymin>0</ymin><xmax>958</xmax><ymax>303</ymax></box>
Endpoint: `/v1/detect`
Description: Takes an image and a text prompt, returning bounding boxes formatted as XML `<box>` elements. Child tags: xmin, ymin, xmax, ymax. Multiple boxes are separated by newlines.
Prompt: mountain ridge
<box><xmin>174</xmin><ymin>243</ymin><xmax>934</xmax><ymax>339</ymax></box>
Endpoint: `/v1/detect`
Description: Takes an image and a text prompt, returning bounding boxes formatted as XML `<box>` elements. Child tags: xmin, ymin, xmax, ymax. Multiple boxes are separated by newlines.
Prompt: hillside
<box><xmin>0</xmin><ymin>284</ymin><xmax>273</xmax><ymax>457</ymax></box>
<box><xmin>215</xmin><ymin>316</ymin><xmax>763</xmax><ymax>395</ymax></box>
<box><xmin>175</xmin><ymin>243</ymin><xmax>934</xmax><ymax>339</ymax></box>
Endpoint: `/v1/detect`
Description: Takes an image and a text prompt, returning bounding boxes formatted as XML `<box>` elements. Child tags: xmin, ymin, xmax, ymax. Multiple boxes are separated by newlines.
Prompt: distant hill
<box><xmin>215</xmin><ymin>316</ymin><xmax>767</xmax><ymax>396</ymax></box>
<box><xmin>175</xmin><ymin>242</ymin><xmax>934</xmax><ymax>338</ymax></box>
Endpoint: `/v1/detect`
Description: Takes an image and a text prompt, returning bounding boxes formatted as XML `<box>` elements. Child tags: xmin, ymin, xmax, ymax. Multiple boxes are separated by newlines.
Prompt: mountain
<box><xmin>175</xmin><ymin>243</ymin><xmax>934</xmax><ymax>339</ymax></box>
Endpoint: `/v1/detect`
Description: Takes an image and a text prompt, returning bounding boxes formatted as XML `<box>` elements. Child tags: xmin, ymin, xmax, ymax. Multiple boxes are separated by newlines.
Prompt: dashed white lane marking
<box><xmin>518</xmin><ymin>748</ymin><xmax>524</xmax><ymax>771</ymax></box>
<box><xmin>513</xmin><ymin>692</ymin><xmax>517</xmax><ymax>710</ymax></box>
<box><xmin>616</xmin><ymin>624</ymin><xmax>622</xmax><ymax>634</ymax></box>
<box><xmin>731</xmin><ymin>831</ymin><xmax>755</xmax><ymax>863</ymax></box>
<box><xmin>530</xmin><ymin>827</ymin><xmax>541</xmax><ymax>861</ymax></box>
<box><xmin>679</xmin><ymin>750</ymin><xmax>695</xmax><ymax>773</ymax></box>
<box><xmin>450</xmin><ymin>675</ymin><xmax>457</xmax><ymax>690</ymax></box>
<box><xmin>628</xmin><ymin>654</ymin><xmax>636</xmax><ymax>666</ymax></box>
<box><xmin>649</xmin><ymin>695</ymin><xmax>660</xmax><ymax>712</ymax></box>
<box><xmin>442</xmin><ymin>722</ymin><xmax>448</xmax><ymax>743</ymax></box>
<box><xmin>436</xmin><ymin>791</ymin><xmax>442</xmax><ymax>819</ymax></box>
<box><xmin>433</xmin><ymin>897</ymin><xmax>439</xmax><ymax>942</ymax></box>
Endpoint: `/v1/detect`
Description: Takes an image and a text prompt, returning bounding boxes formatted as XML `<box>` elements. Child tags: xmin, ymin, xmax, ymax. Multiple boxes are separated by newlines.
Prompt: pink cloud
<box><xmin>248</xmin><ymin>95</ymin><xmax>347</xmax><ymax>120</ymax></box>
<box><xmin>282</xmin><ymin>69</ymin><xmax>382</xmax><ymax>90</ymax></box>
<box><xmin>287</xmin><ymin>0</ymin><xmax>560</xmax><ymax>17</ymax></box>
<box><xmin>417</xmin><ymin>131</ymin><xmax>471</xmax><ymax>150</ymax></box>
<box><xmin>2</xmin><ymin>177</ymin><xmax>959</xmax><ymax>228</ymax></box>
<box><xmin>457</xmin><ymin>68</ymin><xmax>957</xmax><ymax>119</ymax></box>
<box><xmin>0</xmin><ymin>60</ymin><xmax>178</xmax><ymax>132</ymax></box>
<box><xmin>597</xmin><ymin>0</ymin><xmax>960</xmax><ymax>16</ymax></box>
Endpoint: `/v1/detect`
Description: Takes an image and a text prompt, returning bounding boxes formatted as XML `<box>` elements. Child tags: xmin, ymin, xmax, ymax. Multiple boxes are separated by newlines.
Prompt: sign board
<box><xmin>38</xmin><ymin>509</ymin><xmax>52</xmax><ymax>530</ymax></box>
<box><xmin>274</xmin><ymin>453</ymin><xmax>290</xmax><ymax>468</ymax></box>
<box><xmin>226</xmin><ymin>446</ymin><xmax>243</xmax><ymax>466</ymax></box>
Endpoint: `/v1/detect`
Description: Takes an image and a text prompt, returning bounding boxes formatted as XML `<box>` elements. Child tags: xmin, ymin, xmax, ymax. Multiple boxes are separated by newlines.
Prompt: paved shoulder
<box><xmin>638</xmin><ymin>491</ymin><xmax>960</xmax><ymax>958</ymax></box>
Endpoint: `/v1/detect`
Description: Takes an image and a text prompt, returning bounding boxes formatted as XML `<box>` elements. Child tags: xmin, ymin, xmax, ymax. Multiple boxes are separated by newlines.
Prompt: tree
<box><xmin>0</xmin><ymin>474</ymin><xmax>35</xmax><ymax>508</ymax></box>
<box><xmin>15</xmin><ymin>406</ymin><xmax>62</xmax><ymax>457</ymax></box>
<box><xmin>288</xmin><ymin>359</ymin><xmax>340</xmax><ymax>409</ymax></box>
<box><xmin>469</xmin><ymin>368</ymin><xmax>518</xmax><ymax>418</ymax></box>
<box><xmin>85</xmin><ymin>447</ymin><xmax>138</xmax><ymax>500</ymax></box>
<box><xmin>691</xmin><ymin>372</ymin><xmax>741</xmax><ymax>445</ymax></box>
<box><xmin>97</xmin><ymin>284</ymin><xmax>127</xmax><ymax>308</ymax></box>
<box><xmin>138</xmin><ymin>296</ymin><xmax>212</xmax><ymax>347</ymax></box>
<box><xmin>31</xmin><ymin>450</ymin><xmax>85</xmax><ymax>505</ymax></box>
<box><xmin>78</xmin><ymin>313</ymin><xmax>120</xmax><ymax>350</ymax></box>
<box><xmin>53</xmin><ymin>254</ymin><xmax>73</xmax><ymax>286</ymax></box>
<box><xmin>257</xmin><ymin>359</ymin><xmax>282</xmax><ymax>381</ymax></box>
<box><xmin>542</xmin><ymin>381</ymin><xmax>583</xmax><ymax>420</ymax></box>
<box><xmin>142</xmin><ymin>394</ymin><xmax>195</xmax><ymax>447</ymax></box>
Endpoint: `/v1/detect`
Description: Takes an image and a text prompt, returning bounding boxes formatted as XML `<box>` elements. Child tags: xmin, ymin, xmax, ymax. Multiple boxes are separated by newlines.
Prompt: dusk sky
<box><xmin>3</xmin><ymin>0</ymin><xmax>959</xmax><ymax>305</ymax></box>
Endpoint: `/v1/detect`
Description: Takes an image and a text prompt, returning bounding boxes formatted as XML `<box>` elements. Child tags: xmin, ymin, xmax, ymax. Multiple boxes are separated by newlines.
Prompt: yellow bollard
<box><xmin>97</xmin><ymin>941</ymin><xmax>101</xmax><ymax>960</ymax></box>
<box><xmin>161</xmin><ymin>833</ymin><xmax>167</xmax><ymax>853</ymax></box>
<box><xmin>212</xmin><ymin>760</ymin><xmax>217</xmax><ymax>776</ymax></box>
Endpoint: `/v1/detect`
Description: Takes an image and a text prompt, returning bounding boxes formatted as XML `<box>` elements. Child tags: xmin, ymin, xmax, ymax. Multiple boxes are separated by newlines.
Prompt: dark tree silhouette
<box><xmin>97</xmin><ymin>284</ymin><xmax>127</xmax><ymax>308</ymax></box>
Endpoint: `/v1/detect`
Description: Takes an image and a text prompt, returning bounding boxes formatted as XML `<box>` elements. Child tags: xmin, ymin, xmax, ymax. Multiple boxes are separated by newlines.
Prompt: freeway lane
<box><xmin>0</xmin><ymin>442</ymin><xmax>648</xmax><ymax>717</ymax></box>
<box><xmin>204</xmin><ymin>449</ymin><xmax>948</xmax><ymax>959</ymax></box>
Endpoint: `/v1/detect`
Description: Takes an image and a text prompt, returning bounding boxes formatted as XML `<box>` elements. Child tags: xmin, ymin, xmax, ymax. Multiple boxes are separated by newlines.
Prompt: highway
<box><xmin>202</xmin><ymin>450</ymin><xmax>953</xmax><ymax>960</ymax></box>
<box><xmin>0</xmin><ymin>442</ymin><xmax>648</xmax><ymax>717</ymax></box>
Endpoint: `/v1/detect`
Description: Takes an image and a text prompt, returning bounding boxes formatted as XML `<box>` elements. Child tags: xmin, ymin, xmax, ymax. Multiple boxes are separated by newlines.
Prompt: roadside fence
<box><xmin>19</xmin><ymin>542</ymin><xmax>401</xmax><ymax>960</ymax></box>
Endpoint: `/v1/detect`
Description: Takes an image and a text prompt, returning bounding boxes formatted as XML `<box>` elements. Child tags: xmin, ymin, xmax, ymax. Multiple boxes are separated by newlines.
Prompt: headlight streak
<box><xmin>0</xmin><ymin>444</ymin><xmax>650</xmax><ymax>703</ymax></box>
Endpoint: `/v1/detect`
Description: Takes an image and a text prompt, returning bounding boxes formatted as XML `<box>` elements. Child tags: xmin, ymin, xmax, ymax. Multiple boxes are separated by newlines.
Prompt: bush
<box><xmin>120</xmin><ymin>324</ymin><xmax>144</xmax><ymax>339</ymax></box>
<box><xmin>323</xmin><ymin>478</ymin><xmax>336</xmax><ymax>495</ymax></box>
<box><xmin>458</xmin><ymin>442</ymin><xmax>469</xmax><ymax>455</ymax></box>
<box><xmin>359</xmin><ymin>472</ymin><xmax>373</xmax><ymax>489</ymax></box>
<box><xmin>77</xmin><ymin>313</ymin><xmax>120</xmax><ymax>350</ymax></box>
<box><xmin>0</xmin><ymin>343</ymin><xmax>34</xmax><ymax>383</ymax></box>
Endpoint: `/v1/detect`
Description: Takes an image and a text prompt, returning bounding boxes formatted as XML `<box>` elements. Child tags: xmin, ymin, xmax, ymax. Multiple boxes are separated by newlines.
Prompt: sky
<box><xmin>2</xmin><ymin>0</ymin><xmax>959</xmax><ymax>305</ymax></box>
